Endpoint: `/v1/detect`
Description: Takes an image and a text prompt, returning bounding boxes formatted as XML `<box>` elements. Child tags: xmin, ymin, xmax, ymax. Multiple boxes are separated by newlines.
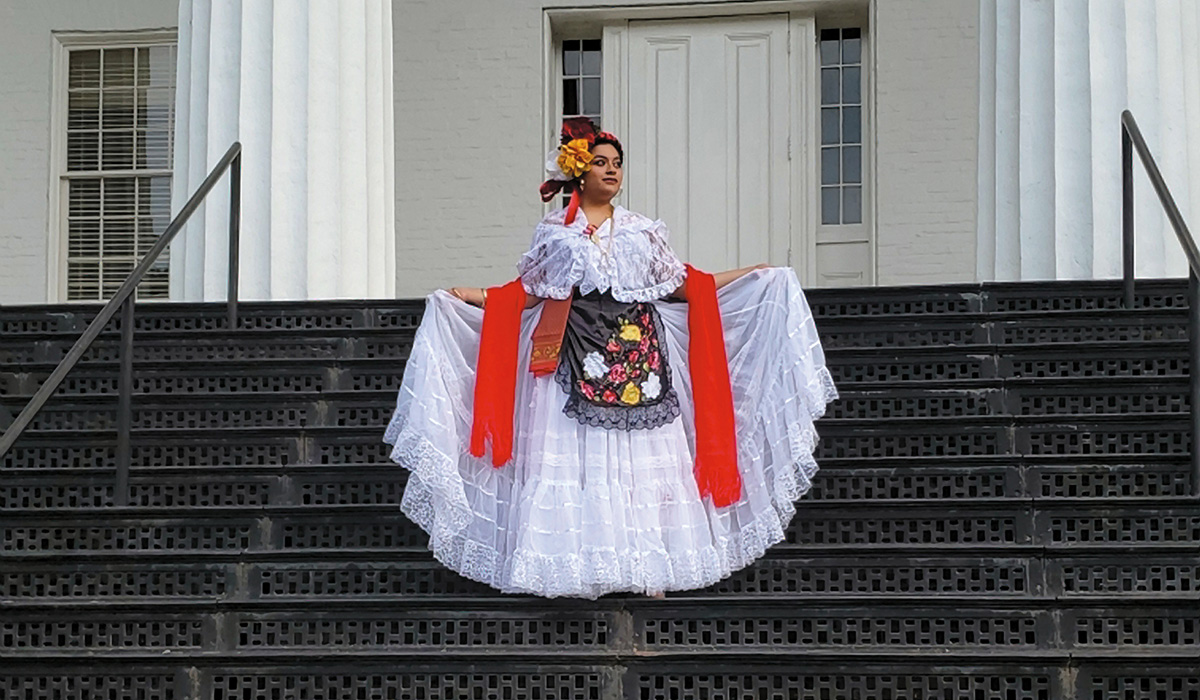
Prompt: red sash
<box><xmin>467</xmin><ymin>267</ymin><xmax>742</xmax><ymax>507</ymax></box>
<box><xmin>468</xmin><ymin>279</ymin><xmax>526</xmax><ymax>466</ymax></box>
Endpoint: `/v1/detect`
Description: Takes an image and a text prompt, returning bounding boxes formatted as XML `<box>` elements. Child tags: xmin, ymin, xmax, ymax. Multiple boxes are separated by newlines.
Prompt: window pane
<box><xmin>68</xmin><ymin>131</ymin><xmax>100</xmax><ymax>171</ymax></box>
<box><xmin>69</xmin><ymin>179</ymin><xmax>101</xmax><ymax>218</ymax></box>
<box><xmin>143</xmin><ymin>45</ymin><xmax>176</xmax><ymax>87</ymax></box>
<box><xmin>821</xmin><ymin>107</ymin><xmax>840</xmax><ymax>145</ymax></box>
<box><xmin>104</xmin><ymin>178</ymin><xmax>136</xmax><ymax>217</ymax></box>
<box><xmin>68</xmin><ymin>219</ymin><xmax>101</xmax><ymax>257</ymax></box>
<box><xmin>101</xmin><ymin>130</ymin><xmax>134</xmax><ymax>169</ymax></box>
<box><xmin>103</xmin><ymin>217</ymin><xmax>136</xmax><ymax>257</ymax></box>
<box><xmin>137</xmin><ymin>88</ymin><xmax>173</xmax><ymax>130</ymax></box>
<box><xmin>844</xmin><ymin>185</ymin><xmax>862</xmax><ymax>224</ymax></box>
<box><xmin>821</xmin><ymin>147</ymin><xmax>840</xmax><ymax>185</ymax></box>
<box><xmin>819</xmin><ymin>30</ymin><xmax>840</xmax><ymax>65</ymax></box>
<box><xmin>821</xmin><ymin>68</ymin><xmax>840</xmax><ymax>105</ymax></box>
<box><xmin>842</xmin><ymin>145</ymin><xmax>862</xmax><ymax>184</ymax></box>
<box><xmin>582</xmin><ymin>46</ymin><xmax>601</xmax><ymax>75</ymax></box>
<box><xmin>102</xmin><ymin>89</ymin><xmax>136</xmax><ymax>131</ymax></box>
<box><xmin>582</xmin><ymin>77</ymin><xmax>601</xmax><ymax>114</ymax></box>
<box><xmin>69</xmin><ymin>90</ymin><xmax>100</xmax><ymax>130</ymax></box>
<box><xmin>140</xmin><ymin>263</ymin><xmax>170</xmax><ymax>298</ymax></box>
<box><xmin>843</xmin><ymin>66</ymin><xmax>861</xmax><ymax>104</ymax></box>
<box><xmin>564</xmin><ymin>42</ymin><xmax>580</xmax><ymax>76</ymax></box>
<box><xmin>563</xmin><ymin>78</ymin><xmax>579</xmax><ymax>114</ymax></box>
<box><xmin>68</xmin><ymin>259</ymin><xmax>101</xmax><ymax>299</ymax></box>
<box><xmin>146</xmin><ymin>176</ymin><xmax>172</xmax><ymax>217</ymax></box>
<box><xmin>843</xmin><ymin>32</ymin><xmax>862</xmax><ymax>63</ymax></box>
<box><xmin>70</xmin><ymin>50</ymin><xmax>101</xmax><ymax>89</ymax></box>
<box><xmin>102</xmin><ymin>259</ymin><xmax>136</xmax><ymax>297</ymax></box>
<box><xmin>137</xmin><ymin>130</ymin><xmax>172</xmax><ymax>169</ymax></box>
<box><xmin>103</xmin><ymin>48</ymin><xmax>136</xmax><ymax>87</ymax></box>
<box><xmin>842</xmin><ymin>106</ymin><xmax>861</xmax><ymax>144</ymax></box>
<box><xmin>821</xmin><ymin>187</ymin><xmax>841</xmax><ymax>225</ymax></box>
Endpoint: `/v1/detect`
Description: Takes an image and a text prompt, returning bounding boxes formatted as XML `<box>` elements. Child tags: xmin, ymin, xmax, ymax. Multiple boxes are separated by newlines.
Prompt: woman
<box><xmin>383</xmin><ymin>117</ymin><xmax>836</xmax><ymax>598</ymax></box>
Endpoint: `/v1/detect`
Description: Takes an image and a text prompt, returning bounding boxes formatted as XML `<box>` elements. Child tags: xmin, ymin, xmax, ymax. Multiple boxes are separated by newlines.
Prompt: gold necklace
<box><xmin>589</xmin><ymin>216</ymin><xmax>614</xmax><ymax>263</ymax></box>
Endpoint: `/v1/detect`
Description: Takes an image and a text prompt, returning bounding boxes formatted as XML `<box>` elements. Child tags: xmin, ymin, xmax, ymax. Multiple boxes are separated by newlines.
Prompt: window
<box><xmin>819</xmin><ymin>27</ymin><xmax>863</xmax><ymax>226</ymax></box>
<box><xmin>561</xmin><ymin>39</ymin><xmax>602</xmax><ymax>126</ymax></box>
<box><xmin>559</xmin><ymin>39</ymin><xmax>602</xmax><ymax>208</ymax></box>
<box><xmin>58</xmin><ymin>40</ymin><xmax>177</xmax><ymax>301</ymax></box>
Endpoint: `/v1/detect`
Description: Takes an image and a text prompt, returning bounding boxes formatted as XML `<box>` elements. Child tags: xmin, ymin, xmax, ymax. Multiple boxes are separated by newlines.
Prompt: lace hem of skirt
<box><xmin>382</xmin><ymin>416</ymin><xmax>506</xmax><ymax>588</ymax></box>
<box><xmin>507</xmin><ymin>543</ymin><xmax>726</xmax><ymax>599</ymax></box>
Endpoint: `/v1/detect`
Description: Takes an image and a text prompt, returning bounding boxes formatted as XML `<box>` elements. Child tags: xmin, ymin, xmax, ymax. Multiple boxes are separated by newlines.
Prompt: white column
<box><xmin>978</xmin><ymin>0</ymin><xmax>1199</xmax><ymax>281</ymax></box>
<box><xmin>170</xmin><ymin>0</ymin><xmax>395</xmax><ymax>301</ymax></box>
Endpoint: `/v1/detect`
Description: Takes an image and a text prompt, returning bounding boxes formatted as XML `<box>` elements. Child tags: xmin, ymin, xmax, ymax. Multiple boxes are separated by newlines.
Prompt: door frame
<box><xmin>543</xmin><ymin>1</ymin><xmax>874</xmax><ymax>287</ymax></box>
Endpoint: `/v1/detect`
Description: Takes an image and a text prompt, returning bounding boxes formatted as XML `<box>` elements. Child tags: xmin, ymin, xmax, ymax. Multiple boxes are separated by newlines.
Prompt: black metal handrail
<box><xmin>0</xmin><ymin>142</ymin><xmax>242</xmax><ymax>504</ymax></box>
<box><xmin>1120</xmin><ymin>110</ymin><xmax>1200</xmax><ymax>497</ymax></box>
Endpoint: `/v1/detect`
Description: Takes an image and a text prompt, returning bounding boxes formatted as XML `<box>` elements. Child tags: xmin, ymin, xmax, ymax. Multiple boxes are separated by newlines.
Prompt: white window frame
<box><xmin>809</xmin><ymin>17</ymin><xmax>874</xmax><ymax>286</ymax></box>
<box><xmin>46</xmin><ymin>28</ymin><xmax>178</xmax><ymax>303</ymax></box>
<box><xmin>544</xmin><ymin>2</ymin><xmax>875</xmax><ymax>287</ymax></box>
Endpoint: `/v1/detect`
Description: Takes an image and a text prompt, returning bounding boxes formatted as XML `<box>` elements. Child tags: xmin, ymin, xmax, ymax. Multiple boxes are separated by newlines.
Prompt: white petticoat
<box><xmin>383</xmin><ymin>267</ymin><xmax>837</xmax><ymax>598</ymax></box>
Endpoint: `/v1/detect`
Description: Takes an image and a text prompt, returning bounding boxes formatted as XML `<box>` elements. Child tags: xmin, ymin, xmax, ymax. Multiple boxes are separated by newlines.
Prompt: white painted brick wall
<box><xmin>0</xmin><ymin>0</ymin><xmax>177</xmax><ymax>305</ymax></box>
<box><xmin>873</xmin><ymin>0</ymin><xmax>980</xmax><ymax>285</ymax></box>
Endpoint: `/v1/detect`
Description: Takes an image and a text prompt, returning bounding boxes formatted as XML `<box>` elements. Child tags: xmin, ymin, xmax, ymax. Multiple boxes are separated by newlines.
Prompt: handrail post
<box><xmin>0</xmin><ymin>141</ymin><xmax>242</xmax><ymax>466</ymax></box>
<box><xmin>1191</xmin><ymin>270</ymin><xmax>1200</xmax><ymax>498</ymax></box>
<box><xmin>115</xmin><ymin>297</ymin><xmax>134</xmax><ymax>507</ymax></box>
<box><xmin>1122</xmin><ymin>126</ymin><xmax>1135</xmax><ymax>309</ymax></box>
<box><xmin>228</xmin><ymin>153</ymin><xmax>241</xmax><ymax>329</ymax></box>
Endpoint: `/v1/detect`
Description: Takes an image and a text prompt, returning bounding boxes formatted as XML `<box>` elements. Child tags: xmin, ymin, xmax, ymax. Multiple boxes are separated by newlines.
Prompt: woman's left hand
<box><xmin>713</xmin><ymin>263</ymin><xmax>770</xmax><ymax>290</ymax></box>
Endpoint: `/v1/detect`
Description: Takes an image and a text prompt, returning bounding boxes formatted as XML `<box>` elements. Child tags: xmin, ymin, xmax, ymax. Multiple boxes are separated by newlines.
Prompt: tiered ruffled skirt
<box><xmin>383</xmin><ymin>267</ymin><xmax>837</xmax><ymax>598</ymax></box>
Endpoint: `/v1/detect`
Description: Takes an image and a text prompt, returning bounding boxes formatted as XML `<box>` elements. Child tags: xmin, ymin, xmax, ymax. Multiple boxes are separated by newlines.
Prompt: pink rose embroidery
<box><xmin>608</xmin><ymin>364</ymin><xmax>627</xmax><ymax>383</ymax></box>
<box><xmin>647</xmin><ymin>351</ymin><xmax>661</xmax><ymax>370</ymax></box>
<box><xmin>602</xmin><ymin>389</ymin><xmax>618</xmax><ymax>404</ymax></box>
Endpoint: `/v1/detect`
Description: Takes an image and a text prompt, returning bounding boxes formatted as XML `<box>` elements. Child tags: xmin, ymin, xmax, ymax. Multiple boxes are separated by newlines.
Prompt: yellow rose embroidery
<box><xmin>556</xmin><ymin>138</ymin><xmax>594</xmax><ymax>178</ymax></box>
<box><xmin>620</xmin><ymin>381</ymin><xmax>641</xmax><ymax>405</ymax></box>
<box><xmin>619</xmin><ymin>324</ymin><xmax>642</xmax><ymax>342</ymax></box>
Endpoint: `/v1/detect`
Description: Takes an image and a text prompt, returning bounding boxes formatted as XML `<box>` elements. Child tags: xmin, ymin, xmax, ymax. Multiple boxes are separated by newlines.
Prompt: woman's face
<box><xmin>580</xmin><ymin>143</ymin><xmax>623</xmax><ymax>202</ymax></box>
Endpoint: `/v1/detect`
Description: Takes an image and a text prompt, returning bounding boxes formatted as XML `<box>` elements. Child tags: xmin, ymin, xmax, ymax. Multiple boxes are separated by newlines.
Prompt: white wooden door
<box><xmin>622</xmin><ymin>15</ymin><xmax>792</xmax><ymax>273</ymax></box>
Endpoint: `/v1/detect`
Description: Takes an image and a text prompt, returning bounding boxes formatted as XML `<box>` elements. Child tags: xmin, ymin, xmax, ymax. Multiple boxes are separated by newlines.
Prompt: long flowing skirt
<box><xmin>382</xmin><ymin>267</ymin><xmax>837</xmax><ymax>598</ymax></box>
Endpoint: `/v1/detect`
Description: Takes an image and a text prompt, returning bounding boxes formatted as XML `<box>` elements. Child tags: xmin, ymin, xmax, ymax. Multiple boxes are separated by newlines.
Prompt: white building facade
<box><xmin>0</xmin><ymin>0</ymin><xmax>1190</xmax><ymax>305</ymax></box>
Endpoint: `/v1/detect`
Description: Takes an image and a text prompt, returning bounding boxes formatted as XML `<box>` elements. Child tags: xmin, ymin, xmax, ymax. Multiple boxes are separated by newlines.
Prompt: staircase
<box><xmin>0</xmin><ymin>279</ymin><xmax>1195</xmax><ymax>700</ymax></box>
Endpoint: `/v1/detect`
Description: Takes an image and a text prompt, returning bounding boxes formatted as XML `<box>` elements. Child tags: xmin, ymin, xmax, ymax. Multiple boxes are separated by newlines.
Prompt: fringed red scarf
<box><xmin>467</xmin><ymin>263</ymin><xmax>742</xmax><ymax>507</ymax></box>
<box><xmin>468</xmin><ymin>278</ymin><xmax>526</xmax><ymax>466</ymax></box>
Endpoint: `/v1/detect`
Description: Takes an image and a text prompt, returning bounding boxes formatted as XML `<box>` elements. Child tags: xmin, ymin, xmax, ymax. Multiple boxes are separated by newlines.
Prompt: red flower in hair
<box><xmin>561</xmin><ymin>116</ymin><xmax>598</xmax><ymax>145</ymax></box>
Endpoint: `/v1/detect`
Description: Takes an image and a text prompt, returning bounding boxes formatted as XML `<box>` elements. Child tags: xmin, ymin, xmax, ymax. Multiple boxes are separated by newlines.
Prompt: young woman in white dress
<box><xmin>384</xmin><ymin>117</ymin><xmax>837</xmax><ymax>599</ymax></box>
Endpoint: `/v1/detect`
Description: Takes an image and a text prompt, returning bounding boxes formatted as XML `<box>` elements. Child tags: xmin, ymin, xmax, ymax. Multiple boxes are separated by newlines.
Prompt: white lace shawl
<box><xmin>517</xmin><ymin>204</ymin><xmax>687</xmax><ymax>302</ymax></box>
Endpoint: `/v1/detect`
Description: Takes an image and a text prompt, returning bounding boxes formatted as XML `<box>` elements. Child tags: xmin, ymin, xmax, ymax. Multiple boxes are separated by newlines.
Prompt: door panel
<box><xmin>626</xmin><ymin>15</ymin><xmax>790</xmax><ymax>273</ymax></box>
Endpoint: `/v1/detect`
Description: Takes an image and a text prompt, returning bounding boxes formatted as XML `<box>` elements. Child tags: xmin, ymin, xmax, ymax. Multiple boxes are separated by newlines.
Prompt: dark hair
<box><xmin>592</xmin><ymin>134</ymin><xmax>624</xmax><ymax>164</ymax></box>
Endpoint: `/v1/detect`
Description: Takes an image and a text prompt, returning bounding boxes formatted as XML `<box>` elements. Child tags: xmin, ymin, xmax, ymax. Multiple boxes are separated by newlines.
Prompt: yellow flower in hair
<box><xmin>557</xmin><ymin>138</ymin><xmax>594</xmax><ymax>178</ymax></box>
<box><xmin>620</xmin><ymin>381</ymin><xmax>642</xmax><ymax>405</ymax></box>
<box><xmin>619</xmin><ymin>324</ymin><xmax>642</xmax><ymax>342</ymax></box>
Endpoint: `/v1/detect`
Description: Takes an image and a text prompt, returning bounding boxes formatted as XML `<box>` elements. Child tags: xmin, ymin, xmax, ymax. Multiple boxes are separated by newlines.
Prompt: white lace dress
<box><xmin>383</xmin><ymin>204</ymin><xmax>837</xmax><ymax>598</ymax></box>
